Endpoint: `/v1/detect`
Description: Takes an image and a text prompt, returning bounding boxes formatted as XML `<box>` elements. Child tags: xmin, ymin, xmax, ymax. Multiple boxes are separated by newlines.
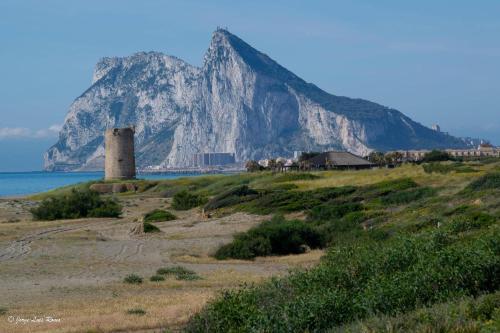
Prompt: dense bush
<box><xmin>156</xmin><ymin>266</ymin><xmax>201</xmax><ymax>280</ymax></box>
<box><xmin>380</xmin><ymin>187</ymin><xmax>436</xmax><ymax>205</ymax></box>
<box><xmin>448</xmin><ymin>212</ymin><xmax>496</xmax><ymax>233</ymax></box>
<box><xmin>204</xmin><ymin>185</ymin><xmax>258</xmax><ymax>211</ymax></box>
<box><xmin>31</xmin><ymin>189</ymin><xmax>121</xmax><ymax>220</ymax></box>
<box><xmin>187</xmin><ymin>230</ymin><xmax>499</xmax><ymax>332</ymax></box>
<box><xmin>308</xmin><ymin>202</ymin><xmax>363</xmax><ymax>221</ymax></box>
<box><xmin>358</xmin><ymin>178</ymin><xmax>418</xmax><ymax>200</ymax></box>
<box><xmin>422</xmin><ymin>162</ymin><xmax>476</xmax><ymax>174</ymax></box>
<box><xmin>149</xmin><ymin>275</ymin><xmax>165</xmax><ymax>282</ymax></box>
<box><xmin>171</xmin><ymin>190</ymin><xmax>207</xmax><ymax>210</ymax></box>
<box><xmin>143</xmin><ymin>209</ymin><xmax>177</xmax><ymax>222</ymax></box>
<box><xmin>143</xmin><ymin>221</ymin><xmax>161</xmax><ymax>233</ymax></box>
<box><xmin>272</xmin><ymin>173</ymin><xmax>320</xmax><ymax>182</ymax></box>
<box><xmin>466</xmin><ymin>292</ymin><xmax>500</xmax><ymax>321</ymax></box>
<box><xmin>241</xmin><ymin>186</ymin><xmax>356</xmax><ymax>214</ymax></box>
<box><xmin>422</xmin><ymin>150</ymin><xmax>453</xmax><ymax>162</ymax></box>
<box><xmin>215</xmin><ymin>215</ymin><xmax>324</xmax><ymax>259</ymax></box>
<box><xmin>123</xmin><ymin>274</ymin><xmax>143</xmax><ymax>284</ymax></box>
<box><xmin>126</xmin><ymin>308</ymin><xmax>146</xmax><ymax>315</ymax></box>
<box><xmin>466</xmin><ymin>172</ymin><xmax>500</xmax><ymax>191</ymax></box>
<box><xmin>331</xmin><ymin>292</ymin><xmax>500</xmax><ymax>332</ymax></box>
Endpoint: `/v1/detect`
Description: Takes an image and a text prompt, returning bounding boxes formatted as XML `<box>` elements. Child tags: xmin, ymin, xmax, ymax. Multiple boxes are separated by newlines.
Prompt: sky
<box><xmin>0</xmin><ymin>0</ymin><xmax>499</xmax><ymax>171</ymax></box>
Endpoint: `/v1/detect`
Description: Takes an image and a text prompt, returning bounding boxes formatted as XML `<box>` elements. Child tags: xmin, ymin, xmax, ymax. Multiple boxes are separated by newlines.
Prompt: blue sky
<box><xmin>1</xmin><ymin>0</ymin><xmax>499</xmax><ymax>171</ymax></box>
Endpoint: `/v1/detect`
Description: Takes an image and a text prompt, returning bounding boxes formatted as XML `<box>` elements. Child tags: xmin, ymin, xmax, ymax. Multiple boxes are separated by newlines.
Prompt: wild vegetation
<box><xmin>30</xmin><ymin>189</ymin><xmax>121</xmax><ymax>220</ymax></box>
<box><xmin>123</xmin><ymin>274</ymin><xmax>143</xmax><ymax>284</ymax></box>
<box><xmin>143</xmin><ymin>221</ymin><xmax>161</xmax><ymax>233</ymax></box>
<box><xmin>171</xmin><ymin>190</ymin><xmax>207</xmax><ymax>210</ymax></box>
<box><xmin>176</xmin><ymin>161</ymin><xmax>498</xmax><ymax>332</ymax></box>
<box><xmin>156</xmin><ymin>266</ymin><xmax>201</xmax><ymax>281</ymax></box>
<box><xmin>143</xmin><ymin>209</ymin><xmax>177</xmax><ymax>222</ymax></box>
<box><xmin>20</xmin><ymin>158</ymin><xmax>499</xmax><ymax>332</ymax></box>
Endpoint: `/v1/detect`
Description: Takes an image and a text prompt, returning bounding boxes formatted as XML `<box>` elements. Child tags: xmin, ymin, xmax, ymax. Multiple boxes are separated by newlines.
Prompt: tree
<box><xmin>276</xmin><ymin>160</ymin><xmax>285</xmax><ymax>173</ymax></box>
<box><xmin>422</xmin><ymin>150</ymin><xmax>452</xmax><ymax>163</ymax></box>
<box><xmin>299</xmin><ymin>152</ymin><xmax>320</xmax><ymax>162</ymax></box>
<box><xmin>368</xmin><ymin>151</ymin><xmax>385</xmax><ymax>166</ymax></box>
<box><xmin>267</xmin><ymin>159</ymin><xmax>277</xmax><ymax>171</ymax></box>
<box><xmin>245</xmin><ymin>160</ymin><xmax>261</xmax><ymax>172</ymax></box>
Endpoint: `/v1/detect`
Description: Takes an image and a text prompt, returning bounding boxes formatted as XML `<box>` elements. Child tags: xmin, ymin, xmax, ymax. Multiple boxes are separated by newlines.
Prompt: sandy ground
<box><xmin>0</xmin><ymin>195</ymin><xmax>323</xmax><ymax>333</ymax></box>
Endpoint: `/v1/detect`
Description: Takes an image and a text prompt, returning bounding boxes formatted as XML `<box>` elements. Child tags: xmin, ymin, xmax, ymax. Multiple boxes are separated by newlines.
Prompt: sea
<box><xmin>0</xmin><ymin>171</ymin><xmax>202</xmax><ymax>197</ymax></box>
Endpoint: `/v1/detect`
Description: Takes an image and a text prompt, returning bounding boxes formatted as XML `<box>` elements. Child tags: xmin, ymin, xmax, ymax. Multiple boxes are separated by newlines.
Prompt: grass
<box><xmin>143</xmin><ymin>209</ymin><xmax>177</xmax><ymax>222</ymax></box>
<box><xmin>156</xmin><ymin>266</ymin><xmax>201</xmax><ymax>280</ymax></box>
<box><xmin>123</xmin><ymin>274</ymin><xmax>143</xmax><ymax>284</ymax></box>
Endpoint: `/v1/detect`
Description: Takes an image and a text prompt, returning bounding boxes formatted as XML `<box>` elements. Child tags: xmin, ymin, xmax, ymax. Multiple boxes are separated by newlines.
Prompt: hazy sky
<box><xmin>1</xmin><ymin>0</ymin><xmax>499</xmax><ymax>171</ymax></box>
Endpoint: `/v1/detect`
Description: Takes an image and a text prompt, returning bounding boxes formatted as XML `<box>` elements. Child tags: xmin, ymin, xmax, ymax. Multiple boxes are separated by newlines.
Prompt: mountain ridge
<box><xmin>44</xmin><ymin>29</ymin><xmax>469</xmax><ymax>171</ymax></box>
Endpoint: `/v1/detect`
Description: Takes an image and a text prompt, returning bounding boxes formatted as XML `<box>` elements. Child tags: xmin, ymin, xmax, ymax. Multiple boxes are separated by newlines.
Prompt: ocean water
<box><xmin>0</xmin><ymin>171</ymin><xmax>202</xmax><ymax>197</ymax></box>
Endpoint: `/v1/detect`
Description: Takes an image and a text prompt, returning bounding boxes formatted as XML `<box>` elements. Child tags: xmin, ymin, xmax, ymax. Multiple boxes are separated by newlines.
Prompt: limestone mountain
<box><xmin>44</xmin><ymin>29</ymin><xmax>469</xmax><ymax>170</ymax></box>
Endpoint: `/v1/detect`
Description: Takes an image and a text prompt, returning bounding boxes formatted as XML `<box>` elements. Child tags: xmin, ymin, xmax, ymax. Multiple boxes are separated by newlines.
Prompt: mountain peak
<box><xmin>204</xmin><ymin>28</ymin><xmax>300</xmax><ymax>83</ymax></box>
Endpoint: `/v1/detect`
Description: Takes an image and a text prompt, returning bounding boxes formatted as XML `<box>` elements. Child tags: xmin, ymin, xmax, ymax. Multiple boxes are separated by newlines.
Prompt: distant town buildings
<box><xmin>255</xmin><ymin>151</ymin><xmax>373</xmax><ymax>171</ymax></box>
<box><xmin>389</xmin><ymin>143</ymin><xmax>499</xmax><ymax>161</ymax></box>
<box><xmin>193</xmin><ymin>152</ymin><xmax>236</xmax><ymax>167</ymax></box>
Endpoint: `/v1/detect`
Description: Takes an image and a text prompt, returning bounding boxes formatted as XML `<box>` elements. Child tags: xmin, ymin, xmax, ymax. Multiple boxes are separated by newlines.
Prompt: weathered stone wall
<box><xmin>104</xmin><ymin>128</ymin><xmax>136</xmax><ymax>180</ymax></box>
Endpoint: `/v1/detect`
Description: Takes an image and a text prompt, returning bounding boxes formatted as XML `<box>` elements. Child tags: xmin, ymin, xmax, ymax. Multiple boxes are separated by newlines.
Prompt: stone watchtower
<box><xmin>104</xmin><ymin>127</ymin><xmax>136</xmax><ymax>180</ymax></box>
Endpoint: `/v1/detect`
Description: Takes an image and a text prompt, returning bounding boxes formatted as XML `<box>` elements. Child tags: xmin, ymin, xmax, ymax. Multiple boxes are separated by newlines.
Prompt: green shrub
<box><xmin>448</xmin><ymin>212</ymin><xmax>496</xmax><ymax>233</ymax></box>
<box><xmin>380</xmin><ymin>187</ymin><xmax>436</xmax><ymax>206</ymax></box>
<box><xmin>143</xmin><ymin>222</ymin><xmax>161</xmax><ymax>233</ymax></box>
<box><xmin>466</xmin><ymin>172</ymin><xmax>500</xmax><ymax>191</ymax></box>
<box><xmin>156</xmin><ymin>266</ymin><xmax>201</xmax><ymax>280</ymax></box>
<box><xmin>359</xmin><ymin>178</ymin><xmax>418</xmax><ymax>200</ymax></box>
<box><xmin>187</xmin><ymin>230</ymin><xmax>500</xmax><ymax>332</ymax></box>
<box><xmin>272</xmin><ymin>173</ymin><xmax>320</xmax><ymax>182</ymax></box>
<box><xmin>331</xmin><ymin>292</ymin><xmax>500</xmax><ymax>333</ymax></box>
<box><xmin>143</xmin><ymin>209</ymin><xmax>177</xmax><ymax>222</ymax></box>
<box><xmin>215</xmin><ymin>215</ymin><xmax>324</xmax><ymax>259</ymax></box>
<box><xmin>308</xmin><ymin>202</ymin><xmax>363</xmax><ymax>221</ymax></box>
<box><xmin>171</xmin><ymin>191</ymin><xmax>207</xmax><ymax>210</ymax></box>
<box><xmin>204</xmin><ymin>185</ymin><xmax>258</xmax><ymax>211</ymax></box>
<box><xmin>466</xmin><ymin>292</ymin><xmax>500</xmax><ymax>321</ymax></box>
<box><xmin>31</xmin><ymin>189</ymin><xmax>121</xmax><ymax>220</ymax></box>
<box><xmin>422</xmin><ymin>150</ymin><xmax>453</xmax><ymax>162</ymax></box>
<box><xmin>123</xmin><ymin>274</ymin><xmax>143</xmax><ymax>284</ymax></box>
<box><xmin>149</xmin><ymin>275</ymin><xmax>165</xmax><ymax>282</ymax></box>
<box><xmin>0</xmin><ymin>307</ymin><xmax>7</xmax><ymax>315</ymax></box>
<box><xmin>126</xmin><ymin>308</ymin><xmax>146</xmax><ymax>315</ymax></box>
<box><xmin>422</xmin><ymin>162</ymin><xmax>476</xmax><ymax>174</ymax></box>
<box><xmin>241</xmin><ymin>186</ymin><xmax>356</xmax><ymax>214</ymax></box>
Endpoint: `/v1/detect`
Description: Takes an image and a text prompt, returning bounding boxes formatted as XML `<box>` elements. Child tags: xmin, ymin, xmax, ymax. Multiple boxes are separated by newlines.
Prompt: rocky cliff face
<box><xmin>44</xmin><ymin>29</ymin><xmax>469</xmax><ymax>170</ymax></box>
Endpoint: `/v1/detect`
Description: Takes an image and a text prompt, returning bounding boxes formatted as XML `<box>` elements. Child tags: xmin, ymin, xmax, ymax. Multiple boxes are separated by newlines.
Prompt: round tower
<box><xmin>105</xmin><ymin>127</ymin><xmax>136</xmax><ymax>180</ymax></box>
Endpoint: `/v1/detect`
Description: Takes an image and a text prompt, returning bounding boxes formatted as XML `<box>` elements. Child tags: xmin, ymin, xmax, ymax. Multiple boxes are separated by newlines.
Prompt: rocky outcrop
<box><xmin>44</xmin><ymin>29</ymin><xmax>469</xmax><ymax>171</ymax></box>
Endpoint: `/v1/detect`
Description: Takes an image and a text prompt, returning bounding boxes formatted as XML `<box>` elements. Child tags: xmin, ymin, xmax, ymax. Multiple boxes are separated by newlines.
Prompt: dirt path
<box><xmin>0</xmin><ymin>196</ymin><xmax>323</xmax><ymax>333</ymax></box>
